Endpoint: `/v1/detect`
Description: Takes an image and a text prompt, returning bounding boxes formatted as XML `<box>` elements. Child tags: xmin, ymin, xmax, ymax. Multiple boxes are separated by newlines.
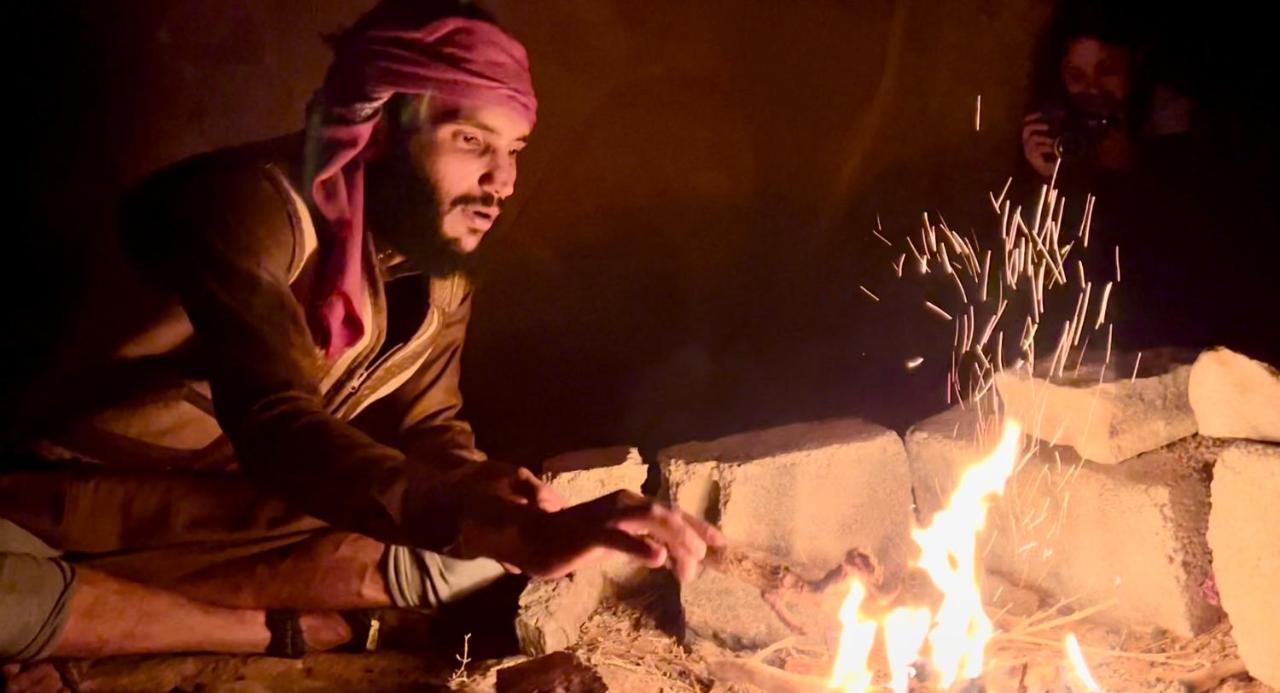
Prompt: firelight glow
<box><xmin>828</xmin><ymin>420</ymin><xmax>1024</xmax><ymax>690</ymax></box>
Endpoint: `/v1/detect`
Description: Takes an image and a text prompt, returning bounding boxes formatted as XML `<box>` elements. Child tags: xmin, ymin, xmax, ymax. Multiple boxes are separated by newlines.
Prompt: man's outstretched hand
<box><xmin>447</xmin><ymin>463</ymin><xmax>724</xmax><ymax>581</ymax></box>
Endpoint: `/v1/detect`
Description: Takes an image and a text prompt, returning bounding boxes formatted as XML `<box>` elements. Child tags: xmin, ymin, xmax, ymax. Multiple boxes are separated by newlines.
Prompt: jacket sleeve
<box><xmin>118</xmin><ymin>157</ymin><xmax>458</xmax><ymax>549</ymax></box>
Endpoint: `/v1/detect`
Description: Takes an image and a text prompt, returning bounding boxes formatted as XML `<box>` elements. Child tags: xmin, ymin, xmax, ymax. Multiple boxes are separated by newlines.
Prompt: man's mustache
<box><xmin>447</xmin><ymin>193</ymin><xmax>503</xmax><ymax>210</ymax></box>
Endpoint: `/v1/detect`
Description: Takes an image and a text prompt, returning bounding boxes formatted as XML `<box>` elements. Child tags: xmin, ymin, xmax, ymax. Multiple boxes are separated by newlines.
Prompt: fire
<box><xmin>828</xmin><ymin>420</ymin><xmax>1023</xmax><ymax>690</ymax></box>
<box><xmin>1064</xmin><ymin>633</ymin><xmax>1102</xmax><ymax>692</ymax></box>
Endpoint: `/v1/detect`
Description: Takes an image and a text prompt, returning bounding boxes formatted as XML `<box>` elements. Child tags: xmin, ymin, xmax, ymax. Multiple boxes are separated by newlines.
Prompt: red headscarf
<box><xmin>305</xmin><ymin>9</ymin><xmax>537</xmax><ymax>359</ymax></box>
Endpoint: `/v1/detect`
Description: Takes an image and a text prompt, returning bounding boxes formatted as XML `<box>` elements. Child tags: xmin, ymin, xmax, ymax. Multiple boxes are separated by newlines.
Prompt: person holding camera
<box><xmin>1019</xmin><ymin>5</ymin><xmax>1198</xmax><ymax>188</ymax></box>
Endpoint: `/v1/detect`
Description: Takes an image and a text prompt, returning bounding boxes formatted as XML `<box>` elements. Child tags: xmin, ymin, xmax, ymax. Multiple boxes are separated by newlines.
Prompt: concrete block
<box><xmin>515</xmin><ymin>570</ymin><xmax>606</xmax><ymax>657</ymax></box>
<box><xmin>660</xmin><ymin>417</ymin><xmax>914</xmax><ymax>580</ymax></box>
<box><xmin>995</xmin><ymin>359</ymin><xmax>1196</xmax><ymax>464</ymax></box>
<box><xmin>514</xmin><ymin>446</ymin><xmax>650</xmax><ymax>656</ymax></box>
<box><xmin>679</xmin><ymin>564</ymin><xmax>796</xmax><ymax>651</ymax></box>
<box><xmin>906</xmin><ymin>407</ymin><xmax>1222</xmax><ymax>637</ymax></box>
<box><xmin>1207</xmin><ymin>443</ymin><xmax>1280</xmax><ymax>688</ymax></box>
<box><xmin>1189</xmin><ymin>348</ymin><xmax>1280</xmax><ymax>443</ymax></box>
<box><xmin>542</xmin><ymin>446</ymin><xmax>648</xmax><ymax>506</ymax></box>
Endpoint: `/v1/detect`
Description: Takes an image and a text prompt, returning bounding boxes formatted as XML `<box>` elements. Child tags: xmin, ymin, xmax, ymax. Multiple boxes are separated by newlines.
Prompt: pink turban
<box><xmin>305</xmin><ymin>10</ymin><xmax>537</xmax><ymax>359</ymax></box>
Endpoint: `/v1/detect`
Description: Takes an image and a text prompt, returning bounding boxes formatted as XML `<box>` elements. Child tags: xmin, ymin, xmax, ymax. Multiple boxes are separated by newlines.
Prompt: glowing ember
<box><xmin>1064</xmin><ymin>633</ymin><xmax>1102</xmax><ymax>692</ymax></box>
<box><xmin>828</xmin><ymin>420</ymin><xmax>1023</xmax><ymax>690</ymax></box>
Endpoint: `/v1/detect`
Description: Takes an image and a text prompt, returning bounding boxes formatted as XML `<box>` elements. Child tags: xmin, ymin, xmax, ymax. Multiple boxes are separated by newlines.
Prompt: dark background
<box><xmin>11</xmin><ymin>1</ymin><xmax>1278</xmax><ymax>462</ymax></box>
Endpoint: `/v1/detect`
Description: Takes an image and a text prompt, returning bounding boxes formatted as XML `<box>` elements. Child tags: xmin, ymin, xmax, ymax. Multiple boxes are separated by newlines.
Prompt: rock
<box><xmin>496</xmin><ymin>651</ymin><xmax>607</xmax><ymax>693</ymax></box>
<box><xmin>513</xmin><ymin>446</ymin><xmax>651</xmax><ymax>657</ymax></box>
<box><xmin>542</xmin><ymin>446</ymin><xmax>649</xmax><ymax>506</ymax></box>
<box><xmin>995</xmin><ymin>358</ymin><xmax>1196</xmax><ymax>464</ymax></box>
<box><xmin>679</xmin><ymin>563</ymin><xmax>795</xmax><ymax>650</ymax></box>
<box><xmin>904</xmin><ymin>405</ymin><xmax>1004</xmax><ymax>522</ymax></box>
<box><xmin>515</xmin><ymin>570</ymin><xmax>605</xmax><ymax>657</ymax></box>
<box><xmin>1207</xmin><ymin>443</ymin><xmax>1280</xmax><ymax>688</ymax></box>
<box><xmin>1188</xmin><ymin>348</ymin><xmax>1280</xmax><ymax>442</ymax></box>
<box><xmin>659</xmin><ymin>417</ymin><xmax>914</xmax><ymax>580</ymax></box>
<box><xmin>906</xmin><ymin>407</ymin><xmax>1223</xmax><ymax>637</ymax></box>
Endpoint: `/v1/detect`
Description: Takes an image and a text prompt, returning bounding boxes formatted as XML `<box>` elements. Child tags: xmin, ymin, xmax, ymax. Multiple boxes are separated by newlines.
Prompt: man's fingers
<box><xmin>593</xmin><ymin>528</ymin><xmax>668</xmax><ymax>568</ymax></box>
<box><xmin>1024</xmin><ymin>112</ymin><xmax>1045</xmax><ymax>123</ymax></box>
<box><xmin>680</xmin><ymin>509</ymin><xmax>726</xmax><ymax>548</ymax></box>
<box><xmin>610</xmin><ymin>503</ymin><xmax>708</xmax><ymax>582</ymax></box>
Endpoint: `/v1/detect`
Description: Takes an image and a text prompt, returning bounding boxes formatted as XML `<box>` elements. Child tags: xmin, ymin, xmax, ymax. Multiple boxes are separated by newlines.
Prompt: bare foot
<box><xmin>299</xmin><ymin>611</ymin><xmax>353</xmax><ymax>652</ymax></box>
<box><xmin>2</xmin><ymin>661</ymin><xmax>71</xmax><ymax>693</ymax></box>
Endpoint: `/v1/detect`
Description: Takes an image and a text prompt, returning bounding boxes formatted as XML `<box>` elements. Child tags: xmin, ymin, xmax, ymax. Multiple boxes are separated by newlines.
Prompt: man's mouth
<box><xmin>463</xmin><ymin>206</ymin><xmax>499</xmax><ymax>232</ymax></box>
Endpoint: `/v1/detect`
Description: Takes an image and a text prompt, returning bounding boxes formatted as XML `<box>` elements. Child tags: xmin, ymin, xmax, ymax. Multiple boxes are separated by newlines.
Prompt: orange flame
<box><xmin>828</xmin><ymin>421</ymin><xmax>1023</xmax><ymax>690</ymax></box>
<box><xmin>1064</xmin><ymin>633</ymin><xmax>1102</xmax><ymax>692</ymax></box>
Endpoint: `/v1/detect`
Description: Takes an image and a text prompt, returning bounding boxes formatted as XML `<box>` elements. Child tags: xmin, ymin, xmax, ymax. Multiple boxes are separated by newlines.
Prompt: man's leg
<box><xmin>52</xmin><ymin>567</ymin><xmax>351</xmax><ymax>658</ymax></box>
<box><xmin>169</xmin><ymin>531</ymin><xmax>393</xmax><ymax>610</ymax></box>
<box><xmin>3</xmin><ymin>520</ymin><xmax>352</xmax><ymax>664</ymax></box>
<box><xmin>162</xmin><ymin>531</ymin><xmax>507</xmax><ymax>615</ymax></box>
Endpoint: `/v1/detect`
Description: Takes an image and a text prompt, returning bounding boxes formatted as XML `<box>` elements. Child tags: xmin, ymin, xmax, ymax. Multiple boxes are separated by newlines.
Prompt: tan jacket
<box><xmin>10</xmin><ymin>135</ymin><xmax>483</xmax><ymax>552</ymax></box>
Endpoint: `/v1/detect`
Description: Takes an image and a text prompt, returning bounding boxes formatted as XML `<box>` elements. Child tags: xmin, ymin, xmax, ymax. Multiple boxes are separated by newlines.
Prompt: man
<box><xmin>1</xmin><ymin>1</ymin><xmax>719</xmax><ymax>677</ymax></box>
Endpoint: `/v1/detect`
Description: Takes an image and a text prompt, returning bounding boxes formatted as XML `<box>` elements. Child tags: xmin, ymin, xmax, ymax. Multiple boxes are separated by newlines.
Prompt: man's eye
<box><xmin>458</xmin><ymin>133</ymin><xmax>483</xmax><ymax>148</ymax></box>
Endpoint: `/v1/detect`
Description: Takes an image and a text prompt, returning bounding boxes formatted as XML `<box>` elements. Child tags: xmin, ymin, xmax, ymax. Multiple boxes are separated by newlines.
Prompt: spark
<box><xmin>906</xmin><ymin>356</ymin><xmax>925</xmax><ymax>370</ymax></box>
<box><xmin>925</xmin><ymin>301</ymin><xmax>954</xmax><ymax>321</ymax></box>
<box><xmin>975</xmin><ymin>94</ymin><xmax>982</xmax><ymax>131</ymax></box>
<box><xmin>1130</xmin><ymin>351</ymin><xmax>1143</xmax><ymax>382</ymax></box>
<box><xmin>1094</xmin><ymin>282</ymin><xmax>1112</xmax><ymax>329</ymax></box>
<box><xmin>859</xmin><ymin>285</ymin><xmax>881</xmax><ymax>302</ymax></box>
<box><xmin>872</xmin><ymin>228</ymin><xmax>894</xmax><ymax>247</ymax></box>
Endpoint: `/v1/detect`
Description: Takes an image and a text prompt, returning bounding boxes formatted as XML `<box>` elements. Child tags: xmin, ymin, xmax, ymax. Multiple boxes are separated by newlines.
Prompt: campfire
<box><xmin>489</xmin><ymin>176</ymin><xmax>1276</xmax><ymax>693</ymax></box>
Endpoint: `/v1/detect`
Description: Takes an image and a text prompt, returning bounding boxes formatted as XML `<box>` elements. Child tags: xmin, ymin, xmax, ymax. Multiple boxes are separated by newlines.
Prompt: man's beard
<box><xmin>364</xmin><ymin>148</ymin><xmax>478</xmax><ymax>278</ymax></box>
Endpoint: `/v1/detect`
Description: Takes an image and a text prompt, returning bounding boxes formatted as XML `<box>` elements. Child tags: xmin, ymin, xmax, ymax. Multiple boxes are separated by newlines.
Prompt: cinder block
<box><xmin>515</xmin><ymin>570</ymin><xmax>605</xmax><ymax>657</ymax></box>
<box><xmin>1189</xmin><ymin>348</ymin><xmax>1280</xmax><ymax>443</ymax></box>
<box><xmin>660</xmin><ymin>418</ymin><xmax>914</xmax><ymax>581</ymax></box>
<box><xmin>995</xmin><ymin>360</ymin><xmax>1196</xmax><ymax>464</ymax></box>
<box><xmin>1207</xmin><ymin>443</ymin><xmax>1280</xmax><ymax>688</ymax></box>
<box><xmin>906</xmin><ymin>407</ymin><xmax>1222</xmax><ymax>637</ymax></box>
<box><xmin>514</xmin><ymin>446</ymin><xmax>649</xmax><ymax>656</ymax></box>
<box><xmin>542</xmin><ymin>446</ymin><xmax>648</xmax><ymax>506</ymax></box>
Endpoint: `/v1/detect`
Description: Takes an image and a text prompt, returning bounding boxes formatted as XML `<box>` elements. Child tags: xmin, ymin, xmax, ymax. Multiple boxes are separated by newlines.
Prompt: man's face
<box><xmin>408</xmin><ymin>102</ymin><xmax>532</xmax><ymax>254</ymax></box>
<box><xmin>1060</xmin><ymin>37</ymin><xmax>1132</xmax><ymax>119</ymax></box>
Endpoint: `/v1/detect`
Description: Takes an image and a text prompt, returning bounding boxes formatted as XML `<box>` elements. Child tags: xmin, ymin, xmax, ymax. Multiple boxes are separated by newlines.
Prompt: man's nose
<box><xmin>480</xmin><ymin>152</ymin><xmax>517</xmax><ymax>200</ymax></box>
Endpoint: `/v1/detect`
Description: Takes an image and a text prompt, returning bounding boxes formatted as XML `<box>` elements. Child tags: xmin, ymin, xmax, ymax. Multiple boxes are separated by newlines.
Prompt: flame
<box><xmin>829</xmin><ymin>421</ymin><xmax>1023</xmax><ymax>691</ymax></box>
<box><xmin>1064</xmin><ymin>633</ymin><xmax>1102</xmax><ymax>692</ymax></box>
<box><xmin>828</xmin><ymin>579</ymin><xmax>877</xmax><ymax>690</ymax></box>
<box><xmin>883</xmin><ymin>607</ymin><xmax>931</xmax><ymax>693</ymax></box>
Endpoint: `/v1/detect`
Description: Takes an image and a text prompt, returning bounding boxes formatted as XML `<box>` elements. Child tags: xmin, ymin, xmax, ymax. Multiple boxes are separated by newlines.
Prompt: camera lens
<box><xmin>1054</xmin><ymin>133</ymin><xmax>1086</xmax><ymax>160</ymax></box>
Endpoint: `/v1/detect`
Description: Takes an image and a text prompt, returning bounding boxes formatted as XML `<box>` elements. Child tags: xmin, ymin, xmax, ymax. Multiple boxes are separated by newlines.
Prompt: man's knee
<box><xmin>0</xmin><ymin>552</ymin><xmax>78</xmax><ymax>662</ymax></box>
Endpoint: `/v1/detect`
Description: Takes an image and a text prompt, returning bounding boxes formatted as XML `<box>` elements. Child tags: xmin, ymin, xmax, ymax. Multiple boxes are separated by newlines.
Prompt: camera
<box><xmin>1041</xmin><ymin>104</ymin><xmax>1114</xmax><ymax>162</ymax></box>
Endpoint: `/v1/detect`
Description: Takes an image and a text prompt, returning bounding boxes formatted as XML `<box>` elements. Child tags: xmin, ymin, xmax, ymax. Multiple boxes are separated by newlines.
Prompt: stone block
<box><xmin>1207</xmin><ymin>443</ymin><xmax>1280</xmax><ymax>688</ymax></box>
<box><xmin>1189</xmin><ymin>348</ymin><xmax>1280</xmax><ymax>442</ymax></box>
<box><xmin>906</xmin><ymin>407</ymin><xmax>1222</xmax><ymax>637</ymax></box>
<box><xmin>514</xmin><ymin>446</ymin><xmax>650</xmax><ymax>656</ymax></box>
<box><xmin>995</xmin><ymin>359</ymin><xmax>1196</xmax><ymax>464</ymax></box>
<box><xmin>542</xmin><ymin>446</ymin><xmax>648</xmax><ymax>506</ymax></box>
<box><xmin>659</xmin><ymin>417</ymin><xmax>914</xmax><ymax>580</ymax></box>
<box><xmin>515</xmin><ymin>570</ymin><xmax>606</xmax><ymax>657</ymax></box>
